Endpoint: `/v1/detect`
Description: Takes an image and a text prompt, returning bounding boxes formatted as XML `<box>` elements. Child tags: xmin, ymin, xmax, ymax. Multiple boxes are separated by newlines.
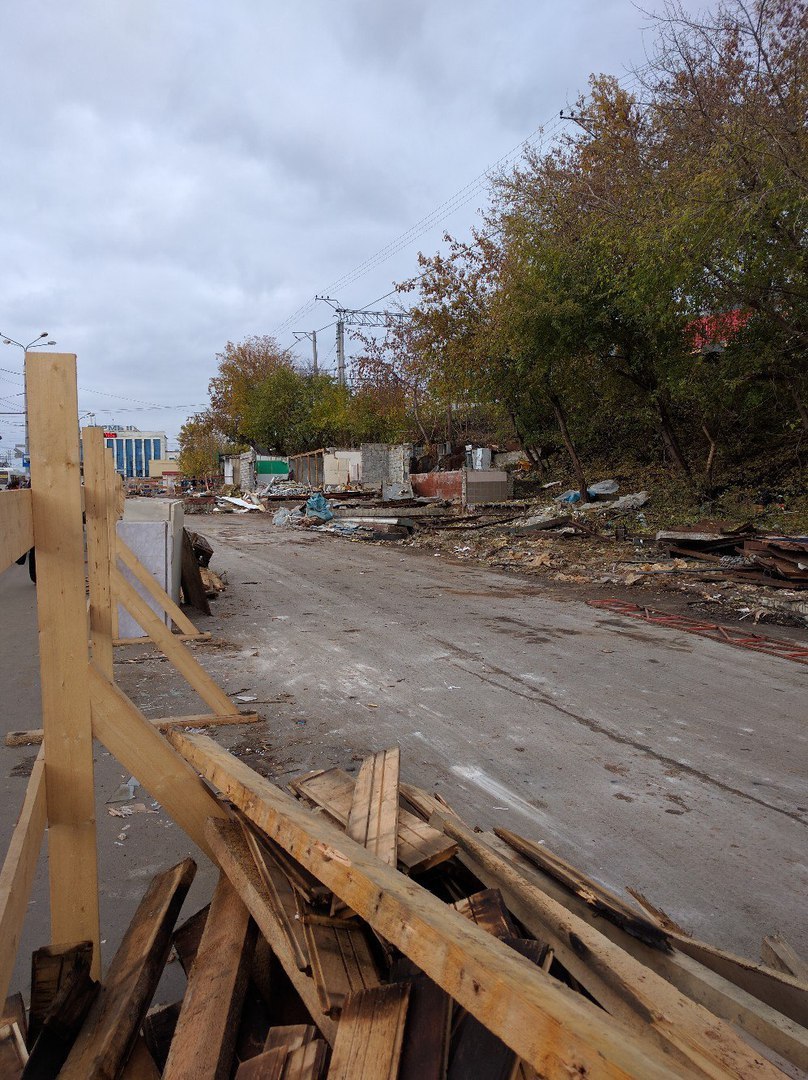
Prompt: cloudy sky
<box><xmin>0</xmin><ymin>0</ymin><xmax>698</xmax><ymax>451</ymax></box>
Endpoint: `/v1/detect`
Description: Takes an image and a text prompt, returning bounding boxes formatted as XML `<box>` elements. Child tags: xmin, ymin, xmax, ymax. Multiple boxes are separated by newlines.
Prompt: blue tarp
<box><xmin>305</xmin><ymin>493</ymin><xmax>333</xmax><ymax>521</ymax></box>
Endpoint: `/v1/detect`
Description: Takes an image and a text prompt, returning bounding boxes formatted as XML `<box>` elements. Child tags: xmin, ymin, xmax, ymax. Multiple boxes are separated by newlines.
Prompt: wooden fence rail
<box><xmin>0</xmin><ymin>488</ymin><xmax>34</xmax><ymax>572</ymax></box>
<box><xmin>0</xmin><ymin>351</ymin><xmax>251</xmax><ymax>1004</ymax></box>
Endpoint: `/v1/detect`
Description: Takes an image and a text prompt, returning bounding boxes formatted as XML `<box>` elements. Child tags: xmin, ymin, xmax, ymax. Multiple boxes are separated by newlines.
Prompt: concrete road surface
<box><xmin>1</xmin><ymin>513</ymin><xmax>805</xmax><ymax>994</ymax></box>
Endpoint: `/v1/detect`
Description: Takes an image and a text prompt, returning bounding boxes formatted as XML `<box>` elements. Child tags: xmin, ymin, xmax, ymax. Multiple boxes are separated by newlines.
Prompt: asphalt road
<box><xmin>0</xmin><ymin>513</ymin><xmax>805</xmax><ymax>996</ymax></box>
<box><xmin>200</xmin><ymin>516</ymin><xmax>807</xmax><ymax>959</ymax></box>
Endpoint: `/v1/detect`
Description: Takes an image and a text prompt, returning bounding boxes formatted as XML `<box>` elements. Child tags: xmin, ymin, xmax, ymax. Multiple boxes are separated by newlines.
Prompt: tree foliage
<box><xmin>183</xmin><ymin>0</ymin><xmax>807</xmax><ymax>492</ymax></box>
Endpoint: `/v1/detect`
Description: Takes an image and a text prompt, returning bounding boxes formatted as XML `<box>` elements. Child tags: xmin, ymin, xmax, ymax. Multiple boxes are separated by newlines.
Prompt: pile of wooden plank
<box><xmin>656</xmin><ymin>526</ymin><xmax>808</xmax><ymax>588</ymax></box>
<box><xmin>3</xmin><ymin>741</ymin><xmax>807</xmax><ymax>1079</ymax></box>
<box><xmin>744</xmin><ymin>538</ymin><xmax>808</xmax><ymax>586</ymax></box>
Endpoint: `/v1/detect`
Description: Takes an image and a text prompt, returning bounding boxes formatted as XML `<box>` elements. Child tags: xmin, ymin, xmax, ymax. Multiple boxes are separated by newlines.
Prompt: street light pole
<box><xmin>1</xmin><ymin>332</ymin><xmax>57</xmax><ymax>472</ymax></box>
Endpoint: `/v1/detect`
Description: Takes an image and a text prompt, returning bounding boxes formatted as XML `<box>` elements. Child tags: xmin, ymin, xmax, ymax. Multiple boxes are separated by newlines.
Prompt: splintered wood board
<box><xmin>395</xmin><ymin>974</ymin><xmax>452</xmax><ymax>1080</ymax></box>
<box><xmin>302</xmin><ymin>913</ymin><xmax>381</xmax><ymax>1016</ymax></box>
<box><xmin>282</xmin><ymin>1038</ymin><xmax>328</xmax><ymax>1079</ymax></box>
<box><xmin>347</xmin><ymin>748</ymin><xmax>400</xmax><ymax>867</ymax></box>
<box><xmin>242</xmin><ymin>824</ymin><xmax>309</xmax><ymax>972</ymax></box>
<box><xmin>163</xmin><ymin>873</ymin><xmax>255</xmax><ymax>1079</ymax></box>
<box><xmin>452</xmin><ymin>889</ymin><xmax>519</xmax><ymax>940</ymax></box>
<box><xmin>449</xmin><ymin>938</ymin><xmax>549</xmax><ymax>1080</ymax></box>
<box><xmin>28</xmin><ymin>940</ymin><xmax>93</xmax><ymax>1046</ymax></box>
<box><xmin>327</xmin><ymin>984</ymin><xmax>410</xmax><ymax>1080</ymax></box>
<box><xmin>60</xmin><ymin>859</ymin><xmax>196</xmax><ymax>1079</ymax></box>
<box><xmin>291</xmin><ymin>768</ymin><xmax>455</xmax><ymax>874</ymax></box>
<box><xmin>235</xmin><ymin>1046</ymin><xmax>286</xmax><ymax>1079</ymax></box>
<box><xmin>206</xmin><ymin>819</ymin><xmax>338</xmax><ymax>1046</ymax></box>
<box><xmin>264</xmin><ymin>1024</ymin><xmax>317</xmax><ymax>1054</ymax></box>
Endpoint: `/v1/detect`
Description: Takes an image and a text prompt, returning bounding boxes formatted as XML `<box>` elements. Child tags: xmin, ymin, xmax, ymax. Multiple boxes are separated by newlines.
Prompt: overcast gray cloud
<box><xmin>0</xmin><ymin>0</ymin><xmax>699</xmax><ymax>449</ymax></box>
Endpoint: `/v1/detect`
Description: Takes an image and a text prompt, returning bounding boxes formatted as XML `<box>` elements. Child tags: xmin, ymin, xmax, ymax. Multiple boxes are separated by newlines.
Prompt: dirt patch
<box><xmin>10</xmin><ymin>755</ymin><xmax>37</xmax><ymax>778</ymax></box>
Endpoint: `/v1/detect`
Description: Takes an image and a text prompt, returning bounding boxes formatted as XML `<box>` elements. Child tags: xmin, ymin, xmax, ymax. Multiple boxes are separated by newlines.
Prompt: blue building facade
<box><xmin>101</xmin><ymin>428</ymin><xmax>167</xmax><ymax>479</ymax></box>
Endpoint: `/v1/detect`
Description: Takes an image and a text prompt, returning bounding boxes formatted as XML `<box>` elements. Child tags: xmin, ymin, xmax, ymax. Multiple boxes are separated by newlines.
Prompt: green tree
<box><xmin>177</xmin><ymin>415</ymin><xmax>229</xmax><ymax>482</ymax></box>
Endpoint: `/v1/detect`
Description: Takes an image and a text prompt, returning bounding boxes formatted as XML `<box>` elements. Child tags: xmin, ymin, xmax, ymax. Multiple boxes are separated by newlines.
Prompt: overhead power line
<box><xmin>271</xmin><ymin>66</ymin><xmax>650</xmax><ymax>341</ymax></box>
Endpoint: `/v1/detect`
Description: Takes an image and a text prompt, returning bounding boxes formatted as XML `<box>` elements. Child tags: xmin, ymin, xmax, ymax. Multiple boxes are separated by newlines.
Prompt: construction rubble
<box><xmin>183</xmin><ymin>476</ymin><xmax>808</xmax><ymax>627</ymax></box>
<box><xmin>3</xmin><ymin>743</ymin><xmax>806</xmax><ymax>1078</ymax></box>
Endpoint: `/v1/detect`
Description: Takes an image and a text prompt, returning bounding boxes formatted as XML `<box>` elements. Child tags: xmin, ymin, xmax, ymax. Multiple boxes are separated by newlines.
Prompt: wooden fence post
<box><xmin>83</xmin><ymin>428</ymin><xmax>115</xmax><ymax>680</ymax></box>
<box><xmin>26</xmin><ymin>352</ymin><xmax>101</xmax><ymax>977</ymax></box>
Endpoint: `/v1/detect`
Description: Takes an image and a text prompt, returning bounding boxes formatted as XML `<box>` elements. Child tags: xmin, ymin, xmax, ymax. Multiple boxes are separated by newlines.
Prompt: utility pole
<box><xmin>315</xmin><ymin>296</ymin><xmax>411</xmax><ymax>390</ymax></box>
<box><xmin>293</xmin><ymin>330</ymin><xmax>319</xmax><ymax>374</ymax></box>
<box><xmin>336</xmin><ymin>319</ymin><xmax>345</xmax><ymax>388</ymax></box>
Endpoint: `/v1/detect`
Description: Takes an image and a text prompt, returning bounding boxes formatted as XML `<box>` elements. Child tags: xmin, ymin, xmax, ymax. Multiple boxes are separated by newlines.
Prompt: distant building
<box><xmin>100</xmin><ymin>426</ymin><xmax>168</xmax><ymax>479</ymax></box>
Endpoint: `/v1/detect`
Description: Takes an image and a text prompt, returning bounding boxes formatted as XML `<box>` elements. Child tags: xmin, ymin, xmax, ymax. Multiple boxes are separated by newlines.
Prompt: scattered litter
<box><xmin>556</xmin><ymin>479</ymin><xmax>618</xmax><ymax>504</ymax></box>
<box><xmin>273</xmin><ymin>507</ymin><xmax>304</xmax><ymax>527</ymax></box>
<box><xmin>106</xmin><ymin>776</ymin><xmax>139</xmax><ymax>804</ymax></box>
<box><xmin>236</xmin><ymin>693</ymin><xmax>258</xmax><ymax>703</ymax></box>
<box><xmin>216</xmin><ymin>496</ymin><xmax>263</xmax><ymax>511</ymax></box>
<box><xmin>107</xmin><ymin>802</ymin><xmax>154</xmax><ymax>817</ymax></box>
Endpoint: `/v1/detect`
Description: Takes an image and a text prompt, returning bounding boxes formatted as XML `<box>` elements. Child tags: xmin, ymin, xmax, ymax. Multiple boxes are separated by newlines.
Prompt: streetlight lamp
<box><xmin>1</xmin><ymin>331</ymin><xmax>56</xmax><ymax>351</ymax></box>
<box><xmin>0</xmin><ymin>331</ymin><xmax>57</xmax><ymax>471</ymax></box>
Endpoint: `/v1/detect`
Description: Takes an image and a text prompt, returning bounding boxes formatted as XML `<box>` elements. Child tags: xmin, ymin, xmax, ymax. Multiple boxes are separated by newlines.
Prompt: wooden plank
<box><xmin>292</xmin><ymin>769</ymin><xmax>456</xmax><ymax>875</ymax></box>
<box><xmin>163</xmin><ymin>872</ymin><xmax>255</xmax><ymax>1080</ymax></box>
<box><xmin>399</xmin><ymin>782</ymin><xmax>460</xmax><ymax>824</ymax></box>
<box><xmin>142</xmin><ymin>1001</ymin><xmax>181</xmax><ymax>1072</ymax></box>
<box><xmin>116</xmin><ymin>533</ymin><xmax>202</xmax><ymax>638</ymax></box>
<box><xmin>83</xmin><ymin>428</ymin><xmax>115</xmax><ymax>679</ymax></box>
<box><xmin>61</xmin><ymin>858</ymin><xmax>196</xmax><ymax>1080</ymax></box>
<box><xmin>449</xmin><ymin>939</ymin><xmax>545</xmax><ymax>1080</ymax></box>
<box><xmin>453</xmin><ymin>889</ymin><xmax>518</xmax><ymax>940</ymax></box>
<box><xmin>448</xmin><ymin>1009</ymin><xmax>517</xmax><ymax>1080</ymax></box>
<box><xmin>302</xmin><ymin>914</ymin><xmax>380</xmax><ymax>1016</ymax></box>
<box><xmin>233</xmin><ymin>979</ymin><xmax>271</xmax><ymax>1064</ymax></box>
<box><xmin>347</xmin><ymin>748</ymin><xmax>400</xmax><ymax>868</ymax></box>
<box><xmin>88</xmin><ymin>663</ymin><xmax>230</xmax><ymax>859</ymax></box>
<box><xmin>172</xmin><ymin>904</ymin><xmax>210</xmax><ymax>974</ymax></box>
<box><xmin>240</xmin><ymin>1029</ymin><xmax>325</xmax><ymax>1080</ymax></box>
<box><xmin>23</xmin><ymin>965</ymin><xmax>99</xmax><ymax>1078</ymax></box>
<box><xmin>28</xmin><ymin>940</ymin><xmax>93</xmax><ymax>1047</ymax></box>
<box><xmin>181</xmin><ymin>528</ymin><xmax>211</xmax><ymax>615</ymax></box>
<box><xmin>180</xmin><ymin>734</ymin><xmax>688</xmax><ymax>1080</ymax></box>
<box><xmin>0</xmin><ymin>1021</ymin><xmax>27</xmax><ymax>1078</ymax></box>
<box><xmin>26</xmin><ymin>353</ymin><xmax>100</xmax><ymax>972</ymax></box>
<box><xmin>242</xmin><ymin>825</ymin><xmax>310</xmax><ymax>972</ymax></box>
<box><xmin>327</xmin><ymin>984</ymin><xmax>410</xmax><ymax>1080</ymax></box>
<box><xmin>206</xmin><ymin>818</ymin><xmax>338</xmax><ymax>1046</ymax></box>
<box><xmin>495</xmin><ymin>828</ymin><xmax>669</xmax><ymax>950</ymax></box>
<box><xmin>630</xmin><ymin>901</ymin><xmax>808</xmax><ymax>1027</ymax></box>
<box><xmin>0</xmin><ymin>488</ymin><xmax>33</xmax><ymax>572</ymax></box>
<box><xmin>439</xmin><ymin>816</ymin><xmax>794</xmax><ymax>1079</ymax></box>
<box><xmin>0</xmin><ymin>749</ymin><xmax>47</xmax><ymax>1006</ymax></box>
<box><xmin>258</xmin><ymin>832</ymin><xmax>332</xmax><ymax>908</ymax></box>
<box><xmin>112</xmin><ymin>564</ymin><xmax>234</xmax><ymax>714</ymax></box>
<box><xmin>264</xmin><ymin>1024</ymin><xmax>317</xmax><ymax>1053</ymax></box>
<box><xmin>114</xmin><ymin>632</ymin><xmax>212</xmax><ymax>645</ymax></box>
<box><xmin>461</xmin><ymin>831</ymin><xmax>808</xmax><ymax>1073</ymax></box>
<box><xmin>5</xmin><ymin>711</ymin><xmax>258</xmax><ymax>747</ymax></box>
<box><xmin>762</xmin><ymin>935</ymin><xmax>808</xmax><ymax>982</ymax></box>
<box><xmin>1</xmin><ymin>994</ymin><xmax>26</xmax><ymax>1045</ymax></box>
<box><xmin>235</xmin><ymin>1046</ymin><xmax>286</xmax><ymax>1079</ymax></box>
<box><xmin>120</xmin><ymin>1036</ymin><xmax>161</xmax><ymax>1079</ymax></box>
<box><xmin>284</xmin><ymin>1038</ymin><xmax>328</xmax><ymax>1079</ymax></box>
<box><xmin>394</xmin><ymin>975</ymin><xmax>451</xmax><ymax>1080</ymax></box>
